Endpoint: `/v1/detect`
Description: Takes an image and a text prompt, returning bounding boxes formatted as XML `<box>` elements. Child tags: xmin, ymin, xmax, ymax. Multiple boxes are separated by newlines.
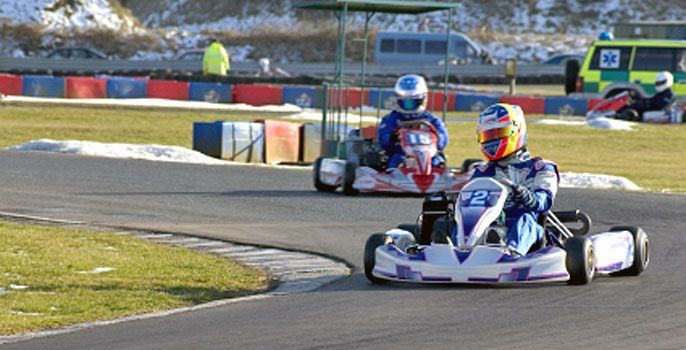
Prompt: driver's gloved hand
<box><xmin>511</xmin><ymin>185</ymin><xmax>536</xmax><ymax>210</ymax></box>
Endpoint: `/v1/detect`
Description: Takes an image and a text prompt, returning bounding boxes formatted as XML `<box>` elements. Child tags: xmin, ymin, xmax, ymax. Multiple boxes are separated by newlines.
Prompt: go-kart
<box><xmin>364</xmin><ymin>177</ymin><xmax>649</xmax><ymax>285</ymax></box>
<box><xmin>313</xmin><ymin>120</ymin><xmax>481</xmax><ymax>195</ymax></box>
<box><xmin>587</xmin><ymin>91</ymin><xmax>683</xmax><ymax>123</ymax></box>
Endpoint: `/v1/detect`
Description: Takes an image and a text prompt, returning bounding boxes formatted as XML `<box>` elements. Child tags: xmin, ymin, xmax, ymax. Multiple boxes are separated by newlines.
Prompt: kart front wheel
<box><xmin>313</xmin><ymin>157</ymin><xmax>337</xmax><ymax>193</ymax></box>
<box><xmin>609</xmin><ymin>226</ymin><xmax>649</xmax><ymax>277</ymax></box>
<box><xmin>343</xmin><ymin>161</ymin><xmax>358</xmax><ymax>196</ymax></box>
<box><xmin>364</xmin><ymin>233</ymin><xmax>391</xmax><ymax>284</ymax></box>
<box><xmin>565</xmin><ymin>236</ymin><xmax>595</xmax><ymax>285</ymax></box>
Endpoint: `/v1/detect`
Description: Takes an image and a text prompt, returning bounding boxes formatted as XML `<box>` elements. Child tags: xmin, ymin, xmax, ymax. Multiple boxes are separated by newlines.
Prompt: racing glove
<box><xmin>511</xmin><ymin>185</ymin><xmax>536</xmax><ymax>210</ymax></box>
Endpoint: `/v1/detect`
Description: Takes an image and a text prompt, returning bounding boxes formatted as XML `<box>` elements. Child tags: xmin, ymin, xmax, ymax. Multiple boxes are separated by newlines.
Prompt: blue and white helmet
<box><xmin>394</xmin><ymin>74</ymin><xmax>428</xmax><ymax>115</ymax></box>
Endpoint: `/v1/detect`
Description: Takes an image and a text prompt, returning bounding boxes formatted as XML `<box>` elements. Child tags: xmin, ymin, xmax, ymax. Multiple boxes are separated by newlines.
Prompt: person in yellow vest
<box><xmin>203</xmin><ymin>38</ymin><xmax>230</xmax><ymax>78</ymax></box>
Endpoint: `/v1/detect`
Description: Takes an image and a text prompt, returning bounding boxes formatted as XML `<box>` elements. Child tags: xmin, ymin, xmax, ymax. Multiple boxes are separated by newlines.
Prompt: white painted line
<box><xmin>207</xmin><ymin>246</ymin><xmax>254</xmax><ymax>254</ymax></box>
<box><xmin>181</xmin><ymin>241</ymin><xmax>227</xmax><ymax>248</ymax></box>
<box><xmin>0</xmin><ymin>211</ymin><xmax>85</xmax><ymax>225</ymax></box>
<box><xmin>153</xmin><ymin>237</ymin><xmax>204</xmax><ymax>244</ymax></box>
<box><xmin>134</xmin><ymin>233</ymin><xmax>174</xmax><ymax>239</ymax></box>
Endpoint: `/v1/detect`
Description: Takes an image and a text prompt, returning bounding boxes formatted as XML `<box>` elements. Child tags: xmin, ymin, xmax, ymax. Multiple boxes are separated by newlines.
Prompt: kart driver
<box><xmin>470</xmin><ymin>103</ymin><xmax>560</xmax><ymax>256</ymax></box>
<box><xmin>377</xmin><ymin>74</ymin><xmax>448</xmax><ymax>170</ymax></box>
<box><xmin>617</xmin><ymin>71</ymin><xmax>675</xmax><ymax>121</ymax></box>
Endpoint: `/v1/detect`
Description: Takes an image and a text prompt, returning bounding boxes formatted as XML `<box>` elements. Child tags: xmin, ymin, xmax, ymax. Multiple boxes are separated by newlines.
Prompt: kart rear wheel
<box><xmin>313</xmin><ymin>157</ymin><xmax>337</xmax><ymax>193</ymax></box>
<box><xmin>343</xmin><ymin>161</ymin><xmax>358</xmax><ymax>196</ymax></box>
<box><xmin>609</xmin><ymin>226</ymin><xmax>649</xmax><ymax>277</ymax></box>
<box><xmin>565</xmin><ymin>236</ymin><xmax>595</xmax><ymax>285</ymax></box>
<box><xmin>364</xmin><ymin>233</ymin><xmax>391</xmax><ymax>284</ymax></box>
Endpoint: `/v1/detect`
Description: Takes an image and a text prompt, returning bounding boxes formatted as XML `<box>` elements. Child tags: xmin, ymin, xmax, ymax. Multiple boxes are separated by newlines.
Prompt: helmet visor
<box><xmin>656</xmin><ymin>79</ymin><xmax>667</xmax><ymax>86</ymax></box>
<box><xmin>478</xmin><ymin>126</ymin><xmax>513</xmax><ymax>143</ymax></box>
<box><xmin>397</xmin><ymin>97</ymin><xmax>423</xmax><ymax>112</ymax></box>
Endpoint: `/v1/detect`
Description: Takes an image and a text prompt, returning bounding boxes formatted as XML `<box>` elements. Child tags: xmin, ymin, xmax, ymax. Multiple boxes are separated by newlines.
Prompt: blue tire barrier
<box><xmin>282</xmin><ymin>86</ymin><xmax>317</xmax><ymax>109</ymax></box>
<box><xmin>543</xmin><ymin>97</ymin><xmax>589</xmax><ymax>116</ymax></box>
<box><xmin>189</xmin><ymin>82</ymin><xmax>232</xmax><ymax>103</ymax></box>
<box><xmin>22</xmin><ymin>75</ymin><xmax>65</xmax><ymax>98</ymax></box>
<box><xmin>193</xmin><ymin>121</ymin><xmax>264</xmax><ymax>162</ymax></box>
<box><xmin>455</xmin><ymin>94</ymin><xmax>501</xmax><ymax>112</ymax></box>
<box><xmin>106</xmin><ymin>78</ymin><xmax>148</xmax><ymax>98</ymax></box>
<box><xmin>368</xmin><ymin>88</ymin><xmax>396</xmax><ymax>109</ymax></box>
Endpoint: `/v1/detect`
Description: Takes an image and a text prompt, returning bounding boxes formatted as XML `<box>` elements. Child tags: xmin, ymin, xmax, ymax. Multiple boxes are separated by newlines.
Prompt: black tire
<box><xmin>619</xmin><ymin>108</ymin><xmax>640</xmax><ymax>122</ymax></box>
<box><xmin>343</xmin><ymin>161</ymin><xmax>358</xmax><ymax>196</ymax></box>
<box><xmin>313</xmin><ymin>157</ymin><xmax>337</xmax><ymax>193</ymax></box>
<box><xmin>565</xmin><ymin>236</ymin><xmax>595</xmax><ymax>285</ymax></box>
<box><xmin>609</xmin><ymin>226</ymin><xmax>649</xmax><ymax>277</ymax></box>
<box><xmin>397</xmin><ymin>224</ymin><xmax>421</xmax><ymax>243</ymax></box>
<box><xmin>364</xmin><ymin>233</ymin><xmax>391</xmax><ymax>284</ymax></box>
<box><xmin>460</xmin><ymin>158</ymin><xmax>483</xmax><ymax>173</ymax></box>
<box><xmin>564</xmin><ymin>59</ymin><xmax>580</xmax><ymax>95</ymax></box>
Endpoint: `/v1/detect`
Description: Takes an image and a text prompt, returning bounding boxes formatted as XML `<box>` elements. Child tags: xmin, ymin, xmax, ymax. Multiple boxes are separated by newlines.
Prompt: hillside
<box><xmin>2</xmin><ymin>0</ymin><xmax>686</xmax><ymax>62</ymax></box>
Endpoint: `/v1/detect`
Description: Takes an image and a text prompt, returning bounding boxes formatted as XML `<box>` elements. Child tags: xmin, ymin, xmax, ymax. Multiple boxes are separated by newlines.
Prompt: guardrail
<box><xmin>0</xmin><ymin>57</ymin><xmax>565</xmax><ymax>81</ymax></box>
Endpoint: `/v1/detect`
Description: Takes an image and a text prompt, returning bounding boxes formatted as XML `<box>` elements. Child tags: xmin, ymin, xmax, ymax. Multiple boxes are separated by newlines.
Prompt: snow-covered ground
<box><xmin>8</xmin><ymin>139</ymin><xmax>642</xmax><ymax>191</ymax></box>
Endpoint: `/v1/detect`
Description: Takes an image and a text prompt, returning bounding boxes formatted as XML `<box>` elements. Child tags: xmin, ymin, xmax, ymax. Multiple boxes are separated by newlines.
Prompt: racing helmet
<box><xmin>655</xmin><ymin>71</ymin><xmax>673</xmax><ymax>93</ymax></box>
<box><xmin>394</xmin><ymin>74</ymin><xmax>428</xmax><ymax>116</ymax></box>
<box><xmin>476</xmin><ymin>103</ymin><xmax>527</xmax><ymax>161</ymax></box>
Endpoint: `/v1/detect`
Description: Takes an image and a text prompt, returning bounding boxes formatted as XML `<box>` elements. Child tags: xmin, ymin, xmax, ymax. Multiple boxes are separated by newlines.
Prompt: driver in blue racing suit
<box><xmin>468</xmin><ymin>103</ymin><xmax>560</xmax><ymax>256</ymax></box>
<box><xmin>377</xmin><ymin>75</ymin><xmax>449</xmax><ymax>170</ymax></box>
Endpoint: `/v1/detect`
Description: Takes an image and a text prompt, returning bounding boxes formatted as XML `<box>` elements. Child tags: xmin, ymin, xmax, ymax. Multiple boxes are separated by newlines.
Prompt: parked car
<box><xmin>46</xmin><ymin>48</ymin><xmax>109</xmax><ymax>59</ymax></box>
<box><xmin>175</xmin><ymin>50</ymin><xmax>205</xmax><ymax>61</ymax></box>
<box><xmin>543</xmin><ymin>54</ymin><xmax>584</xmax><ymax>65</ymax></box>
<box><xmin>374</xmin><ymin>31</ymin><xmax>488</xmax><ymax>65</ymax></box>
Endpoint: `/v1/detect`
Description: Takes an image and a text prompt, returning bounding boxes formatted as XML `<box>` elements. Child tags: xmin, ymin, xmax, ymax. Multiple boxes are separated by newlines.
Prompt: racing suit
<box><xmin>377</xmin><ymin>110</ymin><xmax>448</xmax><ymax>169</ymax></box>
<box><xmin>620</xmin><ymin>88</ymin><xmax>675</xmax><ymax>117</ymax></box>
<box><xmin>469</xmin><ymin>150</ymin><xmax>560</xmax><ymax>256</ymax></box>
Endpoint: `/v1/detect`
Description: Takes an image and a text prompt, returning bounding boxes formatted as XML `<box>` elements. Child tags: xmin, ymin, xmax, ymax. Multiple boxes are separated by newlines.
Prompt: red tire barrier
<box><xmin>499</xmin><ymin>95</ymin><xmax>546</xmax><ymax>114</ymax></box>
<box><xmin>0</xmin><ymin>74</ymin><xmax>22</xmax><ymax>96</ymax></box>
<box><xmin>328</xmin><ymin>88</ymin><xmax>368</xmax><ymax>109</ymax></box>
<box><xmin>257</xmin><ymin>119</ymin><xmax>301</xmax><ymax>164</ymax></box>
<box><xmin>233</xmin><ymin>84</ymin><xmax>283</xmax><ymax>106</ymax></box>
<box><xmin>66</xmin><ymin>77</ymin><xmax>107</xmax><ymax>98</ymax></box>
<box><xmin>147</xmin><ymin>80</ymin><xmax>190</xmax><ymax>100</ymax></box>
<box><xmin>427</xmin><ymin>91</ymin><xmax>457</xmax><ymax>112</ymax></box>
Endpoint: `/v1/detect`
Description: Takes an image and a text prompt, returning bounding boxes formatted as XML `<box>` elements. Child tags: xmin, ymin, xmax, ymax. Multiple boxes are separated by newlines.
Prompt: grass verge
<box><xmin>0</xmin><ymin>221</ymin><xmax>268</xmax><ymax>335</ymax></box>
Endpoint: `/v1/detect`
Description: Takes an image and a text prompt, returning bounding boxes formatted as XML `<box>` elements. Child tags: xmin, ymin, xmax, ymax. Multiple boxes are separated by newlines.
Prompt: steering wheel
<box><xmin>398</xmin><ymin>119</ymin><xmax>438</xmax><ymax>135</ymax></box>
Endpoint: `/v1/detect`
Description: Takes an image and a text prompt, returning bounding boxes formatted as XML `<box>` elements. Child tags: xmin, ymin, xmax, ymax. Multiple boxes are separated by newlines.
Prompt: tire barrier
<box><xmin>544</xmin><ymin>96</ymin><xmax>589</xmax><ymax>116</ymax></box>
<box><xmin>455</xmin><ymin>93</ymin><xmax>501</xmax><ymax>112</ymax></box>
<box><xmin>66</xmin><ymin>77</ymin><xmax>107</xmax><ymax>99</ymax></box>
<box><xmin>233</xmin><ymin>84</ymin><xmax>283</xmax><ymax>106</ymax></box>
<box><xmin>21</xmin><ymin>75</ymin><xmax>65</xmax><ymax>98</ymax></box>
<box><xmin>0</xmin><ymin>74</ymin><xmax>22</xmax><ymax>96</ymax></box>
<box><xmin>427</xmin><ymin>91</ymin><xmax>456</xmax><ymax>112</ymax></box>
<box><xmin>192</xmin><ymin>121</ymin><xmax>264</xmax><ymax>163</ymax></box>
<box><xmin>106</xmin><ymin>78</ymin><xmax>148</xmax><ymax>99</ymax></box>
<box><xmin>189</xmin><ymin>82</ymin><xmax>232</xmax><ymax>103</ymax></box>
<box><xmin>257</xmin><ymin>119</ymin><xmax>301</xmax><ymax>164</ymax></box>
<box><xmin>499</xmin><ymin>95</ymin><xmax>546</xmax><ymax>115</ymax></box>
<box><xmin>282</xmin><ymin>86</ymin><xmax>317</xmax><ymax>109</ymax></box>
<box><xmin>147</xmin><ymin>80</ymin><xmax>190</xmax><ymax>100</ymax></box>
<box><xmin>328</xmin><ymin>87</ymin><xmax>367</xmax><ymax>109</ymax></box>
<box><xmin>368</xmin><ymin>88</ymin><xmax>396</xmax><ymax>110</ymax></box>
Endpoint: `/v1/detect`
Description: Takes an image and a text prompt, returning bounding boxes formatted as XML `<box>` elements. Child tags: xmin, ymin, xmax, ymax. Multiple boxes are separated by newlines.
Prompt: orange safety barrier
<box><xmin>0</xmin><ymin>74</ymin><xmax>22</xmax><ymax>96</ymax></box>
<box><xmin>233</xmin><ymin>84</ymin><xmax>283</xmax><ymax>106</ymax></box>
<box><xmin>499</xmin><ymin>95</ymin><xmax>546</xmax><ymax>114</ymax></box>
<box><xmin>66</xmin><ymin>77</ymin><xmax>107</xmax><ymax>98</ymax></box>
<box><xmin>147</xmin><ymin>80</ymin><xmax>190</xmax><ymax>100</ymax></box>
<box><xmin>257</xmin><ymin>119</ymin><xmax>301</xmax><ymax>164</ymax></box>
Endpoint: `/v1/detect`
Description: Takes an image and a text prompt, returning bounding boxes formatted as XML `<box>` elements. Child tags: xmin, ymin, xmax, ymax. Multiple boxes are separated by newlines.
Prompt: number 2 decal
<box><xmin>469</xmin><ymin>190</ymin><xmax>489</xmax><ymax>206</ymax></box>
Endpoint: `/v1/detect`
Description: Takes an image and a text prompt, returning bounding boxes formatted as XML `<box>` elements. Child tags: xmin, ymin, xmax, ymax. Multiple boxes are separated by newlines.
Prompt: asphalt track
<box><xmin>1</xmin><ymin>150</ymin><xmax>685</xmax><ymax>350</ymax></box>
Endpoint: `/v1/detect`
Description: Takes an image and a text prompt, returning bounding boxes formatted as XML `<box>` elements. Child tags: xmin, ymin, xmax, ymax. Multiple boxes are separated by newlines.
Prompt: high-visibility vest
<box><xmin>203</xmin><ymin>43</ymin><xmax>230</xmax><ymax>75</ymax></box>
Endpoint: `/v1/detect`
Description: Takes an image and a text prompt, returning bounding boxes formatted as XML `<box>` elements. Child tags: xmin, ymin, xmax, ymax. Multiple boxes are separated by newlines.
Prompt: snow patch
<box><xmin>78</xmin><ymin>267</ymin><xmax>115</xmax><ymax>274</ymax></box>
<box><xmin>9</xmin><ymin>284</ymin><xmax>28</xmax><ymax>290</ymax></box>
<box><xmin>560</xmin><ymin>172</ymin><xmax>641</xmax><ymax>191</ymax></box>
<box><xmin>587</xmin><ymin>117</ymin><xmax>636</xmax><ymax>131</ymax></box>
<box><xmin>534</xmin><ymin>119</ymin><xmax>587</xmax><ymax>126</ymax></box>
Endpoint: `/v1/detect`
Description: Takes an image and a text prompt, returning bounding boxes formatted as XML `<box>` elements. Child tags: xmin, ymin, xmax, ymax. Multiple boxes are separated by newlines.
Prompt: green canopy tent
<box><xmin>296</xmin><ymin>0</ymin><xmax>459</xmax><ymax>157</ymax></box>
